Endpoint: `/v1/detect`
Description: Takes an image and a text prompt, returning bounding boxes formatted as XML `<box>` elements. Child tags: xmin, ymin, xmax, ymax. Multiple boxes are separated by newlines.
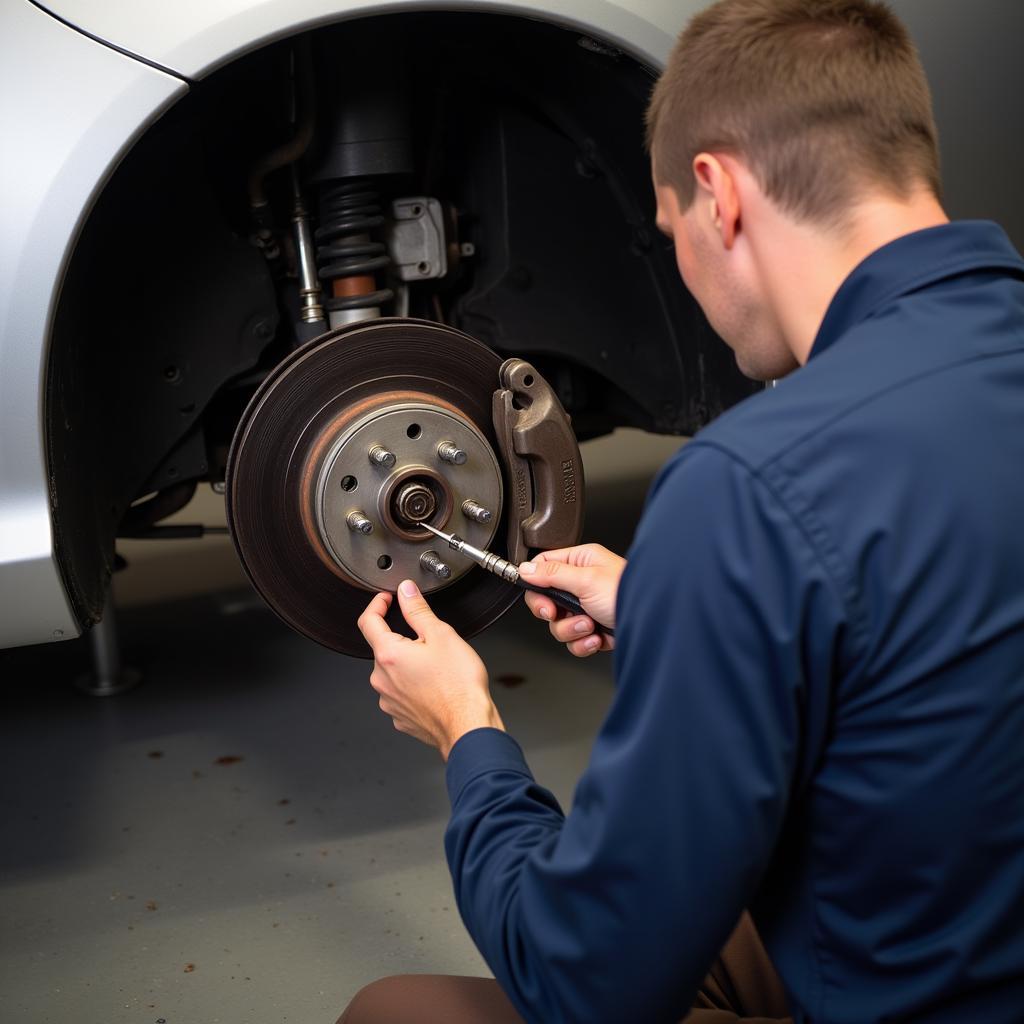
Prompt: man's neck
<box><xmin>766</xmin><ymin>190</ymin><xmax>949</xmax><ymax>365</ymax></box>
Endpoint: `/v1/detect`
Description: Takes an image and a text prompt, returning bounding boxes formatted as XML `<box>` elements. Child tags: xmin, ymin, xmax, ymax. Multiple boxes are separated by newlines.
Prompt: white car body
<box><xmin>1</xmin><ymin>0</ymin><xmax>1021</xmax><ymax>649</ymax></box>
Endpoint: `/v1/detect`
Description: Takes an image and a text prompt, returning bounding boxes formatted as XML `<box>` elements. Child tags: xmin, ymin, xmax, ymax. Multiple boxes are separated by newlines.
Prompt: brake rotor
<box><xmin>226</xmin><ymin>318</ymin><xmax>521</xmax><ymax>657</ymax></box>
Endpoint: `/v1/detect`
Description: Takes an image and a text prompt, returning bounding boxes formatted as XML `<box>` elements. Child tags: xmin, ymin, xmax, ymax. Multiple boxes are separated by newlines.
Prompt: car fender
<box><xmin>0</xmin><ymin>1</ymin><xmax>186</xmax><ymax>647</ymax></box>
<box><xmin>29</xmin><ymin>0</ymin><xmax>693</xmax><ymax>81</ymax></box>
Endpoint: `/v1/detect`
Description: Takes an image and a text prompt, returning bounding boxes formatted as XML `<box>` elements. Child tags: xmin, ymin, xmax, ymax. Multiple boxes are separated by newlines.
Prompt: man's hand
<box><xmin>356</xmin><ymin>580</ymin><xmax>505</xmax><ymax>760</ymax></box>
<box><xmin>521</xmin><ymin>543</ymin><xmax>626</xmax><ymax>657</ymax></box>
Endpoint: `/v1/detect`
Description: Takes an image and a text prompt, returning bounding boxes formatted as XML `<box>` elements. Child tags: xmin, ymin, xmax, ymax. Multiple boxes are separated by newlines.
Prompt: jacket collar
<box><xmin>809</xmin><ymin>221</ymin><xmax>1024</xmax><ymax>360</ymax></box>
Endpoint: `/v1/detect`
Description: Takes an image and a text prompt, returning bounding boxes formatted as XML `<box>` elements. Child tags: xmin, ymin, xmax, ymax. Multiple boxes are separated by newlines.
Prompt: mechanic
<box><xmin>342</xmin><ymin>0</ymin><xmax>1024</xmax><ymax>1021</ymax></box>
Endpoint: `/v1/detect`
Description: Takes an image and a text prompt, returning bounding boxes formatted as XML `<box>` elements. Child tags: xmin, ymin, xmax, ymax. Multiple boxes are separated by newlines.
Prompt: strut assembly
<box><xmin>315</xmin><ymin>181</ymin><xmax>395</xmax><ymax>325</ymax></box>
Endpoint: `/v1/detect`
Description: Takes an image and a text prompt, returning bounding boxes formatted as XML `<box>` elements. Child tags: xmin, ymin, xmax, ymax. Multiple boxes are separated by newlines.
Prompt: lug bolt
<box><xmin>437</xmin><ymin>441</ymin><xmax>467</xmax><ymax>466</ymax></box>
<box><xmin>462</xmin><ymin>499</ymin><xmax>493</xmax><ymax>524</ymax></box>
<box><xmin>369</xmin><ymin>445</ymin><xmax>397</xmax><ymax>468</ymax></box>
<box><xmin>420</xmin><ymin>550</ymin><xmax>452</xmax><ymax>580</ymax></box>
<box><xmin>346</xmin><ymin>511</ymin><xmax>373</xmax><ymax>535</ymax></box>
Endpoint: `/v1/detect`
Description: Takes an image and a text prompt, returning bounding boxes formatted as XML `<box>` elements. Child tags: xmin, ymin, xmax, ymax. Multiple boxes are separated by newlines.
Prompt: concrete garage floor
<box><xmin>0</xmin><ymin>429</ymin><xmax>684</xmax><ymax>1024</ymax></box>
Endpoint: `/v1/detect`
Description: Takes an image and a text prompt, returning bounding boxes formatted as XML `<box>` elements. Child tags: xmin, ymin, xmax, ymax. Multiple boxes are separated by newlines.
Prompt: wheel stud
<box><xmin>369</xmin><ymin>445</ymin><xmax>397</xmax><ymax>468</ymax></box>
<box><xmin>420</xmin><ymin>550</ymin><xmax>452</xmax><ymax>579</ymax></box>
<box><xmin>462</xmin><ymin>499</ymin><xmax>493</xmax><ymax>524</ymax></box>
<box><xmin>346</xmin><ymin>511</ymin><xmax>373</xmax><ymax>535</ymax></box>
<box><xmin>437</xmin><ymin>441</ymin><xmax>467</xmax><ymax>466</ymax></box>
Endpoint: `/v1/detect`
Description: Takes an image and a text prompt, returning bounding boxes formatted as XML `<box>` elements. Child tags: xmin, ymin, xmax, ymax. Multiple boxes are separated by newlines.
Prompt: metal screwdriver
<box><xmin>421</xmin><ymin>523</ymin><xmax>614</xmax><ymax>639</ymax></box>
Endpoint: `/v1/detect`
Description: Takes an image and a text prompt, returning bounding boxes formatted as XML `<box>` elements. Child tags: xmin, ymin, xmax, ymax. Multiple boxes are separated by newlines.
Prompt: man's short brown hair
<box><xmin>646</xmin><ymin>0</ymin><xmax>941</xmax><ymax>225</ymax></box>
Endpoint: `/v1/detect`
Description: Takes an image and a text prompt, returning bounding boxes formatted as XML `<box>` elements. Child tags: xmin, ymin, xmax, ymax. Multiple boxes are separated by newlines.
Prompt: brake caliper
<box><xmin>492</xmin><ymin>358</ymin><xmax>584</xmax><ymax>564</ymax></box>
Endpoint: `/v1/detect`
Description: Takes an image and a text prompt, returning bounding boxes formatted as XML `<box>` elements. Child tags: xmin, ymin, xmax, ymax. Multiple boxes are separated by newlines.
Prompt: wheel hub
<box><xmin>312</xmin><ymin>399</ymin><xmax>502</xmax><ymax>592</ymax></box>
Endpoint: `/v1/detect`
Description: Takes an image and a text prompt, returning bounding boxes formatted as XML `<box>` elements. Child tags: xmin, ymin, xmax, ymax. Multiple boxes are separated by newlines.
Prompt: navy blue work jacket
<box><xmin>444</xmin><ymin>221</ymin><xmax>1024</xmax><ymax>1023</ymax></box>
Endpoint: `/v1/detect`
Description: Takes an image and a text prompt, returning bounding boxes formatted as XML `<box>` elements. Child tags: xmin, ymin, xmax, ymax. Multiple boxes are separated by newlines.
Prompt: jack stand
<box><xmin>75</xmin><ymin>587</ymin><xmax>142</xmax><ymax>697</ymax></box>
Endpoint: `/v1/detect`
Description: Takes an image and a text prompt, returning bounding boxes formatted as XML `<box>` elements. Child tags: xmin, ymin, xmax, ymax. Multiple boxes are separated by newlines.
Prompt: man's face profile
<box><xmin>654</xmin><ymin>168</ymin><xmax>797</xmax><ymax>383</ymax></box>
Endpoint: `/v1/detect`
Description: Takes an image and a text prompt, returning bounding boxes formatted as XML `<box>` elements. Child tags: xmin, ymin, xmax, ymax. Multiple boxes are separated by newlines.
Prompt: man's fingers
<box><xmin>526</xmin><ymin>592</ymin><xmax>602</xmax><ymax>647</ymax></box>
<box><xmin>567</xmin><ymin>634</ymin><xmax>607</xmax><ymax>658</ymax></box>
<box><xmin>357</xmin><ymin>591</ymin><xmax>395</xmax><ymax>651</ymax></box>
<box><xmin>529</xmin><ymin>544</ymin><xmax>611</xmax><ymax>568</ymax></box>
<box><xmin>396</xmin><ymin>579</ymin><xmax>441</xmax><ymax>639</ymax></box>
<box><xmin>518</xmin><ymin>557</ymin><xmax>592</xmax><ymax>596</ymax></box>
<box><xmin>523</xmin><ymin>590</ymin><xmax>556</xmax><ymax>621</ymax></box>
<box><xmin>548</xmin><ymin>614</ymin><xmax>594</xmax><ymax>644</ymax></box>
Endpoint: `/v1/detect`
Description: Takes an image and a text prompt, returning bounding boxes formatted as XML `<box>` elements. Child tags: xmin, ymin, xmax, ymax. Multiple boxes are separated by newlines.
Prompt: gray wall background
<box><xmin>891</xmin><ymin>0</ymin><xmax>1023</xmax><ymax>247</ymax></box>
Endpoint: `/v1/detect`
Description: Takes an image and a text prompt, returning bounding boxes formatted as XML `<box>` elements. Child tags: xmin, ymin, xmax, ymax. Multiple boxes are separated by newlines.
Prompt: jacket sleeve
<box><xmin>444</xmin><ymin>442</ymin><xmax>847</xmax><ymax>1023</ymax></box>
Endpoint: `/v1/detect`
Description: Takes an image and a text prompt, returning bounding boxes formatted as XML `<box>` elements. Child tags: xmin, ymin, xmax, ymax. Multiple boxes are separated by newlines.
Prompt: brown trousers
<box><xmin>337</xmin><ymin>912</ymin><xmax>792</xmax><ymax>1023</ymax></box>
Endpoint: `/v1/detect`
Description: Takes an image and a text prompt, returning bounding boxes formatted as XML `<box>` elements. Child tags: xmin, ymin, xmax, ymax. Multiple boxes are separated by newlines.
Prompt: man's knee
<box><xmin>336</xmin><ymin>975</ymin><xmax>405</xmax><ymax>1024</ymax></box>
<box><xmin>336</xmin><ymin>973</ymin><xmax>524</xmax><ymax>1024</ymax></box>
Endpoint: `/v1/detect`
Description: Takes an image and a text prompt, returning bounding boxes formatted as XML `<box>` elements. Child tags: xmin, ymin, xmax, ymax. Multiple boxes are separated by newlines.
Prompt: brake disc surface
<box><xmin>226</xmin><ymin>318</ymin><xmax>521</xmax><ymax>657</ymax></box>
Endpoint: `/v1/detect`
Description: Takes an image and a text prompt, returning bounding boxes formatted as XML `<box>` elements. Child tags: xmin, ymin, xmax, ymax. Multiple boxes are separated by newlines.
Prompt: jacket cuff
<box><xmin>445</xmin><ymin>728</ymin><xmax>532</xmax><ymax>805</ymax></box>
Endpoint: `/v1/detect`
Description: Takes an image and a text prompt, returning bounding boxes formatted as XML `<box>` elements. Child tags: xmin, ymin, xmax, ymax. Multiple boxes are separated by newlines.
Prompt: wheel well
<box><xmin>46</xmin><ymin>11</ymin><xmax>757</xmax><ymax>625</ymax></box>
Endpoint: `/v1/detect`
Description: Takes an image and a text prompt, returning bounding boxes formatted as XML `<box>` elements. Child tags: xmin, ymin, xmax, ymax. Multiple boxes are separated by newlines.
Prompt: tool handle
<box><xmin>518</xmin><ymin>582</ymin><xmax>615</xmax><ymax>639</ymax></box>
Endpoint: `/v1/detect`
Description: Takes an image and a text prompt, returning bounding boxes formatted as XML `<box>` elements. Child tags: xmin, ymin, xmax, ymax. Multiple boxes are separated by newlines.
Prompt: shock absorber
<box><xmin>316</xmin><ymin>180</ymin><xmax>395</xmax><ymax>327</ymax></box>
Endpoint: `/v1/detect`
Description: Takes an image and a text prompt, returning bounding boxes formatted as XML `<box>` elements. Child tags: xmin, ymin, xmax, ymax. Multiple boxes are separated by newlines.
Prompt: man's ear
<box><xmin>692</xmin><ymin>153</ymin><xmax>740</xmax><ymax>249</ymax></box>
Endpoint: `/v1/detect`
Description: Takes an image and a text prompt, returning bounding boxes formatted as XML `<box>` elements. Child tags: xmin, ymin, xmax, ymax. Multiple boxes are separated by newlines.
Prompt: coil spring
<box><xmin>316</xmin><ymin>181</ymin><xmax>394</xmax><ymax>312</ymax></box>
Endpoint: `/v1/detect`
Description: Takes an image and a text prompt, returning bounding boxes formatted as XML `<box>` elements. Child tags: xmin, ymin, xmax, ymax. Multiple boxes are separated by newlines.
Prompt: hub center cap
<box><xmin>394</xmin><ymin>481</ymin><xmax>437</xmax><ymax>524</ymax></box>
